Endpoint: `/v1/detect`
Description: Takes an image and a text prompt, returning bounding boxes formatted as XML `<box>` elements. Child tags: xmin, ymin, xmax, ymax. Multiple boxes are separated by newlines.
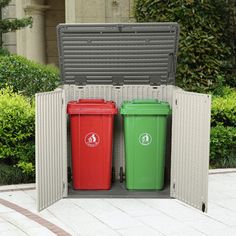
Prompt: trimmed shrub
<box><xmin>210</xmin><ymin>125</ymin><xmax>236</xmax><ymax>168</ymax></box>
<box><xmin>211</xmin><ymin>88</ymin><xmax>236</xmax><ymax>127</ymax></box>
<box><xmin>0</xmin><ymin>87</ymin><xmax>35</xmax><ymax>177</ymax></box>
<box><xmin>0</xmin><ymin>55</ymin><xmax>60</xmax><ymax>97</ymax></box>
<box><xmin>134</xmin><ymin>0</ymin><xmax>232</xmax><ymax>92</ymax></box>
<box><xmin>210</xmin><ymin>88</ymin><xmax>236</xmax><ymax>168</ymax></box>
<box><xmin>0</xmin><ymin>163</ymin><xmax>34</xmax><ymax>185</ymax></box>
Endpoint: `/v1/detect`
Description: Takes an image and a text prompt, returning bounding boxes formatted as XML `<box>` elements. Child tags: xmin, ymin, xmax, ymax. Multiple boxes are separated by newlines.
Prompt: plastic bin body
<box><xmin>67</xmin><ymin>99</ymin><xmax>117</xmax><ymax>190</ymax></box>
<box><xmin>120</xmin><ymin>99</ymin><xmax>171</xmax><ymax>190</ymax></box>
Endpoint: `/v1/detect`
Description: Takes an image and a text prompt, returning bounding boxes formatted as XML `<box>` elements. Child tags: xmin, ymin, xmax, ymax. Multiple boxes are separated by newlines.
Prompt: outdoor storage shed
<box><xmin>35</xmin><ymin>23</ymin><xmax>211</xmax><ymax>212</ymax></box>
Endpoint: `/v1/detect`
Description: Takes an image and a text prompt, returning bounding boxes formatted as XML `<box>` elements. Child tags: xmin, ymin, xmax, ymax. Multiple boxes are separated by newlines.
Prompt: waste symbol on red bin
<box><xmin>85</xmin><ymin>132</ymin><xmax>100</xmax><ymax>147</ymax></box>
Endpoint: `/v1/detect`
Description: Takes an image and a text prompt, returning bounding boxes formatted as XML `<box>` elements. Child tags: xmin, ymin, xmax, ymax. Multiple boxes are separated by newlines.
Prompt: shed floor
<box><xmin>68</xmin><ymin>181</ymin><xmax>170</xmax><ymax>198</ymax></box>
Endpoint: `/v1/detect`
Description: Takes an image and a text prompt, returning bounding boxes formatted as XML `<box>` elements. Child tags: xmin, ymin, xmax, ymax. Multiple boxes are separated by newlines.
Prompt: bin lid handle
<box><xmin>78</xmin><ymin>99</ymin><xmax>105</xmax><ymax>103</ymax></box>
<box><xmin>132</xmin><ymin>99</ymin><xmax>160</xmax><ymax>104</ymax></box>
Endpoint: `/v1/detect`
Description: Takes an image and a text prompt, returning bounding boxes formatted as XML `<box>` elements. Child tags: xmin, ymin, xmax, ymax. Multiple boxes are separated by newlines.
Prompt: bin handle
<box><xmin>132</xmin><ymin>99</ymin><xmax>160</xmax><ymax>104</ymax></box>
<box><xmin>78</xmin><ymin>99</ymin><xmax>105</xmax><ymax>103</ymax></box>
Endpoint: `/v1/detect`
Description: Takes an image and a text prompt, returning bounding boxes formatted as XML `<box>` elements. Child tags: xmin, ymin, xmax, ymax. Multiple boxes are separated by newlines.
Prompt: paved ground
<box><xmin>0</xmin><ymin>173</ymin><xmax>236</xmax><ymax>236</ymax></box>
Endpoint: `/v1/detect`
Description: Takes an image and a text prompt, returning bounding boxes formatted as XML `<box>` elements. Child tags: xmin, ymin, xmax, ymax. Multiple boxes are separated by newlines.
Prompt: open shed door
<box><xmin>36</xmin><ymin>90</ymin><xmax>68</xmax><ymax>211</ymax></box>
<box><xmin>170</xmin><ymin>91</ymin><xmax>211</xmax><ymax>212</ymax></box>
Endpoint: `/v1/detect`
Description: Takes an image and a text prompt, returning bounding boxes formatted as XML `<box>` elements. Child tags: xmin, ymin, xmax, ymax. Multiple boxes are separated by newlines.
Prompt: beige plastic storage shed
<box><xmin>35</xmin><ymin>23</ymin><xmax>211</xmax><ymax>212</ymax></box>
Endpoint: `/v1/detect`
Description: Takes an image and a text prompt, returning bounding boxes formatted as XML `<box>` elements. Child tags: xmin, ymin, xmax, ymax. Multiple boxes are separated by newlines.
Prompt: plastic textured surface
<box><xmin>68</xmin><ymin>181</ymin><xmax>171</xmax><ymax>198</ymax></box>
<box><xmin>57</xmin><ymin>23</ymin><xmax>179</xmax><ymax>85</ymax></box>
<box><xmin>171</xmin><ymin>91</ymin><xmax>211</xmax><ymax>212</ymax></box>
<box><xmin>68</xmin><ymin>99</ymin><xmax>117</xmax><ymax>190</ymax></box>
<box><xmin>67</xmin><ymin>99</ymin><xmax>118</xmax><ymax>114</ymax></box>
<box><xmin>121</xmin><ymin>100</ymin><xmax>171</xmax><ymax>190</ymax></box>
<box><xmin>120</xmin><ymin>99</ymin><xmax>171</xmax><ymax>115</ymax></box>
<box><xmin>36</xmin><ymin>90</ymin><xmax>67</xmax><ymax>211</ymax></box>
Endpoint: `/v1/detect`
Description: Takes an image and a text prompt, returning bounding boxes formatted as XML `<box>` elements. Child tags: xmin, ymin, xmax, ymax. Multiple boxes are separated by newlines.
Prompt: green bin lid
<box><xmin>120</xmin><ymin>99</ymin><xmax>171</xmax><ymax>115</ymax></box>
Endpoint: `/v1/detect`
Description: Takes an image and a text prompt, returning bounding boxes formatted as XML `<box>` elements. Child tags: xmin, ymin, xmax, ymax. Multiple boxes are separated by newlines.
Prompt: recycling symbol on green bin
<box><xmin>139</xmin><ymin>133</ymin><xmax>152</xmax><ymax>146</ymax></box>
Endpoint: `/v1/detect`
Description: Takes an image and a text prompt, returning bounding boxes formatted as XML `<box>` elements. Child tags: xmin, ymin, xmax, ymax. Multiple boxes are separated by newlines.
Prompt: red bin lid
<box><xmin>67</xmin><ymin>99</ymin><xmax>118</xmax><ymax>115</ymax></box>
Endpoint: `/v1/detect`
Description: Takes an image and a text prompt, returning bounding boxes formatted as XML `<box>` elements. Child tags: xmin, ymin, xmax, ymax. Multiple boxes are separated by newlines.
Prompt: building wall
<box><xmin>66</xmin><ymin>0</ymin><xmax>135</xmax><ymax>23</ymax></box>
<box><xmin>15</xmin><ymin>0</ymin><xmax>65</xmax><ymax>65</ymax></box>
<box><xmin>105</xmin><ymin>0</ymin><xmax>135</xmax><ymax>23</ymax></box>
<box><xmin>16</xmin><ymin>0</ymin><xmax>48</xmax><ymax>64</ymax></box>
<box><xmin>45</xmin><ymin>0</ymin><xmax>65</xmax><ymax>66</ymax></box>
<box><xmin>2</xmin><ymin>0</ymin><xmax>17</xmax><ymax>53</ymax></box>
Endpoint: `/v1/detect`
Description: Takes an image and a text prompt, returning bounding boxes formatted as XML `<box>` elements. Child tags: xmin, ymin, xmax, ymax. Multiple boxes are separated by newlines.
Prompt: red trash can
<box><xmin>67</xmin><ymin>99</ymin><xmax>118</xmax><ymax>190</ymax></box>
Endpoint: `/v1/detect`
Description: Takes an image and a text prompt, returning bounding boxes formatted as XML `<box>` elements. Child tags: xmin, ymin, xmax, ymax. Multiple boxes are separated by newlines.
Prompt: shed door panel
<box><xmin>36</xmin><ymin>90</ymin><xmax>67</xmax><ymax>211</ymax></box>
<box><xmin>171</xmin><ymin>91</ymin><xmax>211</xmax><ymax>212</ymax></box>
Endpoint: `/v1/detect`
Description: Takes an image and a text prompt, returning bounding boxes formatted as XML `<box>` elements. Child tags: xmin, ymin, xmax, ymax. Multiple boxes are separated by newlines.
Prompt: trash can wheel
<box><xmin>119</xmin><ymin>167</ymin><xmax>124</xmax><ymax>183</ymax></box>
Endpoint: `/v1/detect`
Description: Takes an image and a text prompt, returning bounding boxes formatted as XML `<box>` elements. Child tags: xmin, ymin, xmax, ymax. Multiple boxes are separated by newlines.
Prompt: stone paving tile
<box><xmin>186</xmin><ymin>217</ymin><xmax>226</xmax><ymax>235</ymax></box>
<box><xmin>0</xmin><ymin>221</ymin><xmax>19</xmax><ymax>232</ymax></box>
<box><xmin>136</xmin><ymin>211</ymin><xmax>195</xmax><ymax>235</ymax></box>
<box><xmin>41</xmin><ymin>217</ymin><xmax>79</xmax><ymax>235</ymax></box>
<box><xmin>118</xmin><ymin>225</ymin><xmax>164</xmax><ymax>236</ymax></box>
<box><xmin>0</xmin><ymin>230</ymin><xmax>28</xmax><ymax>236</ymax></box>
<box><xmin>140</xmin><ymin>199</ymin><xmax>208</xmax><ymax>225</ymax></box>
<box><xmin>69</xmin><ymin>220</ymin><xmax>120</xmax><ymax>236</ymax></box>
<box><xmin>25</xmin><ymin>227</ymin><xmax>56</xmax><ymax>236</ymax></box>
<box><xmin>168</xmin><ymin>228</ymin><xmax>206</xmax><ymax>236</ymax></box>
<box><xmin>69</xmin><ymin>198</ymin><xmax>123</xmax><ymax>216</ymax></box>
<box><xmin>0</xmin><ymin>191</ymin><xmax>35</xmax><ymax>205</ymax></box>
<box><xmin>104</xmin><ymin>198</ymin><xmax>160</xmax><ymax>217</ymax></box>
<box><xmin>1</xmin><ymin>211</ymin><xmax>42</xmax><ymax>230</ymax></box>
<box><xmin>207</xmin><ymin>204</ymin><xmax>236</xmax><ymax>226</ymax></box>
<box><xmin>92</xmin><ymin>210</ymin><xmax>144</xmax><ymax>230</ymax></box>
<box><xmin>200</xmin><ymin>226</ymin><xmax>236</xmax><ymax>236</ymax></box>
<box><xmin>47</xmin><ymin>200</ymin><xmax>97</xmax><ymax>223</ymax></box>
<box><xmin>0</xmin><ymin>204</ymin><xmax>15</xmax><ymax>214</ymax></box>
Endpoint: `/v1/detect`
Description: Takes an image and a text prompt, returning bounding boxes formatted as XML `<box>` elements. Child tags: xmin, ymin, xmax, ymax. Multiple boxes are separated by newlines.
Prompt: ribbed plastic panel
<box><xmin>57</xmin><ymin>23</ymin><xmax>179</xmax><ymax>85</ymax></box>
<box><xmin>36</xmin><ymin>90</ymin><xmax>67</xmax><ymax>211</ymax></box>
<box><xmin>170</xmin><ymin>91</ymin><xmax>211</xmax><ymax>212</ymax></box>
<box><xmin>64</xmin><ymin>85</ymin><xmax>176</xmax><ymax>178</ymax></box>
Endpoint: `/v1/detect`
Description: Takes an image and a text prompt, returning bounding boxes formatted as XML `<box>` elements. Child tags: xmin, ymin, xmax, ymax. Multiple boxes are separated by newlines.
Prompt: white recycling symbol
<box><xmin>85</xmin><ymin>132</ymin><xmax>100</xmax><ymax>147</ymax></box>
<box><xmin>139</xmin><ymin>133</ymin><xmax>152</xmax><ymax>146</ymax></box>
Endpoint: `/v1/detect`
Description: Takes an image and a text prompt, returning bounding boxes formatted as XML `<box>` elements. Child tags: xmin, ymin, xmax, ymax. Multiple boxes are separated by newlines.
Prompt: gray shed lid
<box><xmin>57</xmin><ymin>23</ymin><xmax>179</xmax><ymax>85</ymax></box>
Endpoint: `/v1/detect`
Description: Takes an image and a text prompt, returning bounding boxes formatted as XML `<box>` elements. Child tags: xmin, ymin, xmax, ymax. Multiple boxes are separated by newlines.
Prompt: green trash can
<box><xmin>120</xmin><ymin>99</ymin><xmax>171</xmax><ymax>190</ymax></box>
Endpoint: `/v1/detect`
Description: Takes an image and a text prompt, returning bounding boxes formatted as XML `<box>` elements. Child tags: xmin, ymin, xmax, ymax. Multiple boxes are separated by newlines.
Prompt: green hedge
<box><xmin>0</xmin><ymin>55</ymin><xmax>60</xmax><ymax>97</ymax></box>
<box><xmin>0</xmin><ymin>163</ymin><xmax>34</xmax><ymax>185</ymax></box>
<box><xmin>210</xmin><ymin>88</ymin><xmax>236</xmax><ymax>168</ymax></box>
<box><xmin>134</xmin><ymin>0</ymin><xmax>233</xmax><ymax>91</ymax></box>
<box><xmin>210</xmin><ymin>125</ymin><xmax>236</xmax><ymax>168</ymax></box>
<box><xmin>0</xmin><ymin>87</ymin><xmax>35</xmax><ymax>177</ymax></box>
<box><xmin>211</xmin><ymin>88</ymin><xmax>236</xmax><ymax>127</ymax></box>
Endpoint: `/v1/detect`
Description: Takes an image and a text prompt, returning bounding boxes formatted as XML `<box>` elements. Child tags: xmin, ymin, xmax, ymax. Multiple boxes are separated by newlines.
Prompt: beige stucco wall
<box><xmin>66</xmin><ymin>0</ymin><xmax>135</xmax><ymax>23</ymax></box>
<box><xmin>45</xmin><ymin>0</ymin><xmax>65</xmax><ymax>65</ymax></box>
<box><xmin>2</xmin><ymin>0</ymin><xmax>17</xmax><ymax>53</ymax></box>
<box><xmin>16</xmin><ymin>0</ymin><xmax>49</xmax><ymax>64</ymax></box>
<box><xmin>15</xmin><ymin>0</ymin><xmax>65</xmax><ymax>65</ymax></box>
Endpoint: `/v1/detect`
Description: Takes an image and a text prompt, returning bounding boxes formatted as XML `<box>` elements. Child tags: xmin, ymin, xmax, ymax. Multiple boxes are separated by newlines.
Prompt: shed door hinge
<box><xmin>175</xmin><ymin>99</ymin><xmax>177</xmax><ymax>105</ymax></box>
<box><xmin>62</xmin><ymin>182</ymin><xmax>65</xmax><ymax>193</ymax></box>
